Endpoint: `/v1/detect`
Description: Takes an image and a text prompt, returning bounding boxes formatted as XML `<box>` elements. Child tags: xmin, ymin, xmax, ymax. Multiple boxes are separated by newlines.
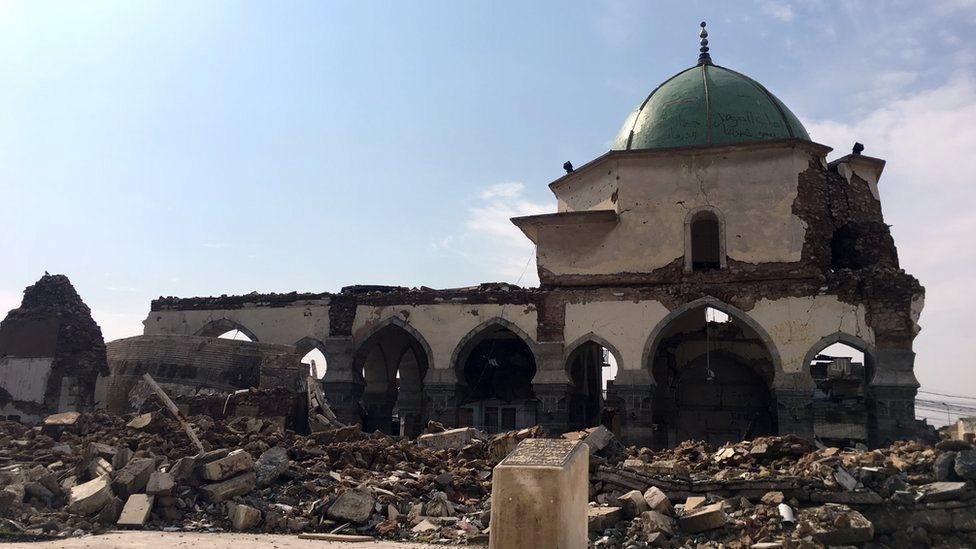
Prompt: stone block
<box><xmin>617</xmin><ymin>489</ymin><xmax>650</xmax><ymax>518</ymax></box>
<box><xmin>201</xmin><ymin>449</ymin><xmax>254</xmax><ymax>481</ymax></box>
<box><xmin>112</xmin><ymin>447</ymin><xmax>133</xmax><ymax>470</ymax></box>
<box><xmin>917</xmin><ymin>481</ymin><xmax>968</xmax><ymax>502</ymax></box>
<box><xmin>199</xmin><ymin>472</ymin><xmax>255</xmax><ymax>503</ymax></box>
<box><xmin>587</xmin><ymin>506</ymin><xmax>621</xmax><ymax>532</ymax></box>
<box><xmin>254</xmin><ymin>447</ymin><xmax>290</xmax><ymax>487</ymax></box>
<box><xmin>327</xmin><ymin>489</ymin><xmax>376</xmax><ymax>523</ymax></box>
<box><xmin>679</xmin><ymin>502</ymin><xmax>728</xmax><ymax>533</ymax></box>
<box><xmin>87</xmin><ymin>457</ymin><xmax>112</xmax><ymax>479</ymax></box>
<box><xmin>934</xmin><ymin>451</ymin><xmax>959</xmax><ymax>482</ymax></box>
<box><xmin>112</xmin><ymin>458</ymin><xmax>155</xmax><ymax>499</ymax></box>
<box><xmin>643</xmin><ymin>486</ymin><xmax>673</xmax><ymax>516</ymax></box>
<box><xmin>96</xmin><ymin>496</ymin><xmax>124</xmax><ymax>524</ymax></box>
<box><xmin>146</xmin><ymin>471</ymin><xmax>174</xmax><ymax>496</ymax></box>
<box><xmin>126</xmin><ymin>412</ymin><xmax>153</xmax><ymax>430</ymax></box>
<box><xmin>640</xmin><ymin>510</ymin><xmax>674</xmax><ymax>535</ymax></box>
<box><xmin>489</xmin><ymin>438</ymin><xmax>588</xmax><ymax>549</ymax></box>
<box><xmin>416</xmin><ymin>427</ymin><xmax>481</xmax><ymax>450</ymax></box>
<box><xmin>169</xmin><ymin>456</ymin><xmax>196</xmax><ymax>482</ymax></box>
<box><xmin>229</xmin><ymin>503</ymin><xmax>262</xmax><ymax>530</ymax></box>
<box><xmin>117</xmin><ymin>494</ymin><xmax>155</xmax><ymax>527</ymax></box>
<box><xmin>683</xmin><ymin>496</ymin><xmax>706</xmax><ymax>512</ymax></box>
<box><xmin>807</xmin><ymin>506</ymin><xmax>874</xmax><ymax>545</ymax></box>
<box><xmin>68</xmin><ymin>475</ymin><xmax>114</xmax><ymax>516</ymax></box>
<box><xmin>955</xmin><ymin>450</ymin><xmax>976</xmax><ymax>480</ymax></box>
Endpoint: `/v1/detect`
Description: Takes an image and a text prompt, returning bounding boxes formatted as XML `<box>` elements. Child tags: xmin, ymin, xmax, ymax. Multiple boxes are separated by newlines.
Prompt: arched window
<box><xmin>685</xmin><ymin>209</ymin><xmax>724</xmax><ymax>272</ymax></box>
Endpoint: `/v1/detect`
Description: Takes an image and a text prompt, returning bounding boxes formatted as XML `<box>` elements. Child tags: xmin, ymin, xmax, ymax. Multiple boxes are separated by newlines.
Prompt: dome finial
<box><xmin>698</xmin><ymin>21</ymin><xmax>712</xmax><ymax>65</ymax></box>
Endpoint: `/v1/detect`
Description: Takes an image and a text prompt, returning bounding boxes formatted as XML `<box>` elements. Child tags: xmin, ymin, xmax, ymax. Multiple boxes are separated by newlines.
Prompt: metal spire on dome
<box><xmin>698</xmin><ymin>21</ymin><xmax>712</xmax><ymax>65</ymax></box>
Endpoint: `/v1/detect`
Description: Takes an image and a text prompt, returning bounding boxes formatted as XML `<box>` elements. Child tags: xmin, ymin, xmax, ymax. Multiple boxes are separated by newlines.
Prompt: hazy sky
<box><xmin>1</xmin><ymin>1</ymin><xmax>974</xmax><ymax>424</ymax></box>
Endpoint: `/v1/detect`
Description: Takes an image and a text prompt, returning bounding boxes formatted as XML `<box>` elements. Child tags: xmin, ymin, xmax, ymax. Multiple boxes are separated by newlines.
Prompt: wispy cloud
<box><xmin>759</xmin><ymin>0</ymin><xmax>795</xmax><ymax>21</ymax></box>
<box><xmin>433</xmin><ymin>182</ymin><xmax>551</xmax><ymax>284</ymax></box>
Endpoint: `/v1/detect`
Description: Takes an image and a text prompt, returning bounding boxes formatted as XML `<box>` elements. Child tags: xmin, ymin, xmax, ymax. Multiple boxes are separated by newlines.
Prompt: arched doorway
<box><xmin>804</xmin><ymin>334</ymin><xmax>874</xmax><ymax>446</ymax></box>
<box><xmin>295</xmin><ymin>338</ymin><xmax>328</xmax><ymax>380</ymax></box>
<box><xmin>565</xmin><ymin>336</ymin><xmax>620</xmax><ymax>431</ymax></box>
<box><xmin>649</xmin><ymin>303</ymin><xmax>777</xmax><ymax>448</ymax></box>
<box><xmin>353</xmin><ymin>322</ymin><xmax>429</xmax><ymax>437</ymax></box>
<box><xmin>454</xmin><ymin>321</ymin><xmax>537</xmax><ymax>433</ymax></box>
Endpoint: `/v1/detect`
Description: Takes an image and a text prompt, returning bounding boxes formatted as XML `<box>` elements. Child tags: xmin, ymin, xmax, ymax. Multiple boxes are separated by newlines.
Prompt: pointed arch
<box><xmin>564</xmin><ymin>332</ymin><xmax>624</xmax><ymax>372</ymax></box>
<box><xmin>641</xmin><ymin>296</ymin><xmax>783</xmax><ymax>379</ymax></box>
<box><xmin>802</xmin><ymin>331</ymin><xmax>877</xmax><ymax>384</ymax></box>
<box><xmin>353</xmin><ymin>315</ymin><xmax>434</xmax><ymax>370</ymax></box>
<box><xmin>450</xmin><ymin>316</ymin><xmax>539</xmax><ymax>376</ymax></box>
<box><xmin>194</xmin><ymin>318</ymin><xmax>259</xmax><ymax>342</ymax></box>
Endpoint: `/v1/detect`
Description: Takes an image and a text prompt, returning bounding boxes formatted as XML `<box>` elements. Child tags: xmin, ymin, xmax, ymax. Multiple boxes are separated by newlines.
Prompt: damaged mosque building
<box><xmin>1</xmin><ymin>34</ymin><xmax>926</xmax><ymax>450</ymax></box>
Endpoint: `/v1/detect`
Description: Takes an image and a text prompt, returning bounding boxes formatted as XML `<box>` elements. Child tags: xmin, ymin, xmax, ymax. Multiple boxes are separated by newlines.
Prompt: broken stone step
<box><xmin>199</xmin><ymin>472</ymin><xmax>255</xmax><ymax>503</ymax></box>
<box><xmin>201</xmin><ymin>449</ymin><xmax>253</xmax><ymax>481</ymax></box>
<box><xmin>117</xmin><ymin>494</ymin><xmax>155</xmax><ymax>528</ymax></box>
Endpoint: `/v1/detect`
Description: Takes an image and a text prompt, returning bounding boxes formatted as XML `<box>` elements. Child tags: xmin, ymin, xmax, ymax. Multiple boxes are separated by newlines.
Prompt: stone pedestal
<box><xmin>869</xmin><ymin>348</ymin><xmax>921</xmax><ymax>447</ymax></box>
<box><xmin>320</xmin><ymin>337</ymin><xmax>365</xmax><ymax>426</ymax></box>
<box><xmin>489</xmin><ymin>439</ymin><xmax>588</xmax><ymax>549</ymax></box>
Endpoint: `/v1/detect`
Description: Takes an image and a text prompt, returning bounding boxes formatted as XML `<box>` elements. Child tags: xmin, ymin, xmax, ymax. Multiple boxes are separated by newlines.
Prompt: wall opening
<box><xmin>808</xmin><ymin>341</ymin><xmax>871</xmax><ymax>445</ymax></box>
<box><xmin>650</xmin><ymin>305</ymin><xmax>776</xmax><ymax>448</ymax></box>
<box><xmin>353</xmin><ymin>324</ymin><xmax>428</xmax><ymax>437</ymax></box>
<box><xmin>690</xmin><ymin>211</ymin><xmax>722</xmax><ymax>271</ymax></box>
<box><xmin>567</xmin><ymin>341</ymin><xmax>618</xmax><ymax>431</ymax></box>
<box><xmin>219</xmin><ymin>329</ymin><xmax>252</xmax><ymax>341</ymax></box>
<box><xmin>455</xmin><ymin>324</ymin><xmax>537</xmax><ymax>433</ymax></box>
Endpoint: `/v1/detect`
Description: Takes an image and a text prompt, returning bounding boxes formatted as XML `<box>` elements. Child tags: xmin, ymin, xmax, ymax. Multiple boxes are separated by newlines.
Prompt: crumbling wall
<box><xmin>0</xmin><ymin>274</ymin><xmax>107</xmax><ymax>423</ymax></box>
<box><xmin>102</xmin><ymin>335</ymin><xmax>303</xmax><ymax>412</ymax></box>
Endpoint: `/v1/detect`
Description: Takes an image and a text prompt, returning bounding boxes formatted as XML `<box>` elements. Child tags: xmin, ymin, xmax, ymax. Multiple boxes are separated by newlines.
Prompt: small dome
<box><xmin>612</xmin><ymin>63</ymin><xmax>809</xmax><ymax>151</ymax></box>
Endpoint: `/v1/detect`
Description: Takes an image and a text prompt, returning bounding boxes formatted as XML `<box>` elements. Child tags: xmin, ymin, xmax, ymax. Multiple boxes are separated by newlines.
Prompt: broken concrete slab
<box><xmin>416</xmin><ymin>427</ymin><xmax>482</xmax><ymax>451</ymax></box>
<box><xmin>804</xmin><ymin>504</ymin><xmax>874</xmax><ymax>545</ymax></box>
<box><xmin>201</xmin><ymin>449</ymin><xmax>254</xmax><ymax>481</ymax></box>
<box><xmin>917</xmin><ymin>481</ymin><xmax>968</xmax><ymax>502</ymax></box>
<box><xmin>587</xmin><ymin>506</ymin><xmax>621</xmax><ymax>532</ymax></box>
<box><xmin>616</xmin><ymin>489</ymin><xmax>650</xmax><ymax>519</ymax></box>
<box><xmin>199</xmin><ymin>472</ymin><xmax>255</xmax><ymax>503</ymax></box>
<box><xmin>117</xmin><ymin>494</ymin><xmax>155</xmax><ymax>528</ymax></box>
<box><xmin>68</xmin><ymin>475</ymin><xmax>113</xmax><ymax>516</ymax></box>
<box><xmin>640</xmin><ymin>510</ymin><xmax>674</xmax><ymax>536</ymax></box>
<box><xmin>146</xmin><ymin>471</ymin><xmax>174</xmax><ymax>496</ymax></box>
<box><xmin>327</xmin><ymin>489</ymin><xmax>375</xmax><ymax>524</ymax></box>
<box><xmin>112</xmin><ymin>458</ymin><xmax>155</xmax><ymax>499</ymax></box>
<box><xmin>254</xmin><ymin>446</ymin><xmax>289</xmax><ymax>487</ymax></box>
<box><xmin>679</xmin><ymin>502</ymin><xmax>727</xmax><ymax>533</ymax></box>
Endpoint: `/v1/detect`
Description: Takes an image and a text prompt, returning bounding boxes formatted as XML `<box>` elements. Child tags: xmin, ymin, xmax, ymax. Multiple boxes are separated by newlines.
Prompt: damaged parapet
<box><xmin>0</xmin><ymin>274</ymin><xmax>108</xmax><ymax>423</ymax></box>
<box><xmin>101</xmin><ymin>335</ymin><xmax>304</xmax><ymax>413</ymax></box>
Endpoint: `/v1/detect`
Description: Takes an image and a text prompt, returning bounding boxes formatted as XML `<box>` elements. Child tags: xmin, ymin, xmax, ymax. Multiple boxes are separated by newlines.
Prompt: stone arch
<box><xmin>563</xmin><ymin>332</ymin><xmax>624</xmax><ymax>372</ymax></box>
<box><xmin>295</xmin><ymin>337</ymin><xmax>329</xmax><ymax>378</ymax></box>
<box><xmin>801</xmin><ymin>331</ymin><xmax>877</xmax><ymax>383</ymax></box>
<box><xmin>450</xmin><ymin>316</ymin><xmax>539</xmax><ymax>375</ymax></box>
<box><xmin>451</xmin><ymin>317</ymin><xmax>539</xmax><ymax>432</ymax></box>
<box><xmin>684</xmin><ymin>206</ymin><xmax>727</xmax><ymax>272</ymax></box>
<box><xmin>351</xmin><ymin>316</ymin><xmax>433</xmax><ymax>436</ymax></box>
<box><xmin>641</xmin><ymin>297</ymin><xmax>783</xmax><ymax>383</ymax></box>
<box><xmin>195</xmin><ymin>318</ymin><xmax>259</xmax><ymax>342</ymax></box>
<box><xmin>354</xmin><ymin>315</ymin><xmax>434</xmax><ymax>371</ymax></box>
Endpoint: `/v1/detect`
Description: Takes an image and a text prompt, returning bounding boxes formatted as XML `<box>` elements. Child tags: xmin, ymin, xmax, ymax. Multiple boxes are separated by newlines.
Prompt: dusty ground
<box><xmin>2</xmin><ymin>531</ymin><xmax>442</xmax><ymax>549</ymax></box>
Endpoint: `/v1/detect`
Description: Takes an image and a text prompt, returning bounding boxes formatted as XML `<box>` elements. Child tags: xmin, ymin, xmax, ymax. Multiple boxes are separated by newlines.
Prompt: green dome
<box><xmin>612</xmin><ymin>63</ymin><xmax>810</xmax><ymax>151</ymax></box>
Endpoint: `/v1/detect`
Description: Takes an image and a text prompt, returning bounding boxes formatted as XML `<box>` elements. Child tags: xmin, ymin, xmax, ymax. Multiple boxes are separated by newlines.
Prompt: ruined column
<box><xmin>868</xmin><ymin>348</ymin><xmax>921</xmax><ymax>446</ymax></box>
<box><xmin>773</xmin><ymin>372</ymin><xmax>815</xmax><ymax>440</ymax></box>
<box><xmin>608</xmin><ymin>369</ymin><xmax>655</xmax><ymax>448</ymax></box>
<box><xmin>320</xmin><ymin>336</ymin><xmax>364</xmax><ymax>426</ymax></box>
<box><xmin>532</xmin><ymin>342</ymin><xmax>574</xmax><ymax>435</ymax></box>
<box><xmin>424</xmin><ymin>368</ymin><xmax>459</xmax><ymax>428</ymax></box>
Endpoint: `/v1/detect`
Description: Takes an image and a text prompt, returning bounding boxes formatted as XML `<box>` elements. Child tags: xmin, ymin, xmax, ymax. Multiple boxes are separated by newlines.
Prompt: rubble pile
<box><xmin>2</xmin><ymin>411</ymin><xmax>976</xmax><ymax>547</ymax></box>
<box><xmin>589</xmin><ymin>435</ymin><xmax>976</xmax><ymax>548</ymax></box>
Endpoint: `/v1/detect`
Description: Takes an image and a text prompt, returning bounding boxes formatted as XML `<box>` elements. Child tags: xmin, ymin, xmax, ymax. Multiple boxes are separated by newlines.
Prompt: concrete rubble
<box><xmin>0</xmin><ymin>409</ymin><xmax>974</xmax><ymax>548</ymax></box>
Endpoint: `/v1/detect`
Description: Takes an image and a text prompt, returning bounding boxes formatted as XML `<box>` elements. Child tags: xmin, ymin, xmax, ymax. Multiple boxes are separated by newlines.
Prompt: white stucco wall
<box><xmin>142</xmin><ymin>302</ymin><xmax>331</xmax><ymax>345</ymax></box>
<box><xmin>541</xmin><ymin>145</ymin><xmax>819</xmax><ymax>277</ymax></box>
<box><xmin>563</xmin><ymin>300</ymin><xmax>669</xmax><ymax>371</ymax></box>
<box><xmin>748</xmin><ymin>295</ymin><xmax>874</xmax><ymax>375</ymax></box>
<box><xmin>0</xmin><ymin>357</ymin><xmax>53</xmax><ymax>402</ymax></box>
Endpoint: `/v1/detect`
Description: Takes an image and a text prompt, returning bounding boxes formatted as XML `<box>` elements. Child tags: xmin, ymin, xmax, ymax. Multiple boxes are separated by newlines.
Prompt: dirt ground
<box><xmin>2</xmin><ymin>531</ymin><xmax>443</xmax><ymax>549</ymax></box>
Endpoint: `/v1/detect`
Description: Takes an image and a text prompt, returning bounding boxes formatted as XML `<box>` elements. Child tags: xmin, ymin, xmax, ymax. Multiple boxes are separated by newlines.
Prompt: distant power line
<box><xmin>918</xmin><ymin>390</ymin><xmax>976</xmax><ymax>401</ymax></box>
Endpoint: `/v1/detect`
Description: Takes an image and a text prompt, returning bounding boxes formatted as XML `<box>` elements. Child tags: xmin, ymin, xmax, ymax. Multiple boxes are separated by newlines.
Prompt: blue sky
<box><xmin>2</xmin><ymin>1</ymin><xmax>975</xmax><ymax>423</ymax></box>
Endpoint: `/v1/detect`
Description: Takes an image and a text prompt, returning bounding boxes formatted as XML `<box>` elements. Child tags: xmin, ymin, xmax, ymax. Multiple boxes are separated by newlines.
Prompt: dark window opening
<box><xmin>691</xmin><ymin>212</ymin><xmax>721</xmax><ymax>271</ymax></box>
